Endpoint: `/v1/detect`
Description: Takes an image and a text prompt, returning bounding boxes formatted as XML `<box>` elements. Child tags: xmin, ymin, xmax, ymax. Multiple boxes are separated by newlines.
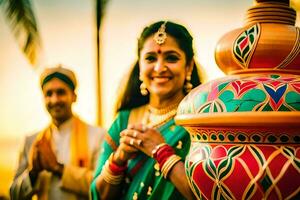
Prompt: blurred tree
<box><xmin>96</xmin><ymin>0</ymin><xmax>109</xmax><ymax>125</ymax></box>
<box><xmin>1</xmin><ymin>0</ymin><xmax>110</xmax><ymax>124</ymax></box>
<box><xmin>0</xmin><ymin>0</ymin><xmax>42</xmax><ymax>67</ymax></box>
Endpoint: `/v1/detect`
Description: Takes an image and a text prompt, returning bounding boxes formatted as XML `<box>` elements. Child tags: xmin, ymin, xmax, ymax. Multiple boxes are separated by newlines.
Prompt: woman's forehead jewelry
<box><xmin>154</xmin><ymin>21</ymin><xmax>167</xmax><ymax>45</ymax></box>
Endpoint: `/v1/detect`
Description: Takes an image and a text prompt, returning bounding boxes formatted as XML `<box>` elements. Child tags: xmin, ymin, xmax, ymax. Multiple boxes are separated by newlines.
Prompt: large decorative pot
<box><xmin>175</xmin><ymin>0</ymin><xmax>300</xmax><ymax>199</ymax></box>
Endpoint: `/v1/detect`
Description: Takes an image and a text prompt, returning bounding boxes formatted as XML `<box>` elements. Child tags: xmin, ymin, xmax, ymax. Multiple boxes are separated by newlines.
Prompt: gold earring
<box><xmin>140</xmin><ymin>81</ymin><xmax>148</xmax><ymax>96</ymax></box>
<box><xmin>184</xmin><ymin>75</ymin><xmax>193</xmax><ymax>93</ymax></box>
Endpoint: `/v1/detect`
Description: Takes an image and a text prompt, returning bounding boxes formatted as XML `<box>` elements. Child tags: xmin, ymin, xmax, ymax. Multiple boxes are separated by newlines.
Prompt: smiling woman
<box><xmin>91</xmin><ymin>21</ymin><xmax>202</xmax><ymax>200</ymax></box>
<box><xmin>139</xmin><ymin>30</ymin><xmax>193</xmax><ymax>102</ymax></box>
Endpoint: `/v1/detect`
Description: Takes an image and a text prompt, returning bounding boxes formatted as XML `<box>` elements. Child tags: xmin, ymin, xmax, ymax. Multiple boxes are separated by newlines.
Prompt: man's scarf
<box><xmin>33</xmin><ymin>116</ymin><xmax>89</xmax><ymax>167</ymax></box>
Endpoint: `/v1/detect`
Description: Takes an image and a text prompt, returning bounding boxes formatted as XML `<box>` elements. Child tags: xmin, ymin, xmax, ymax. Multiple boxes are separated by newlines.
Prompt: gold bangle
<box><xmin>151</xmin><ymin>143</ymin><xmax>168</xmax><ymax>158</ymax></box>
<box><xmin>161</xmin><ymin>155</ymin><xmax>181</xmax><ymax>179</ymax></box>
<box><xmin>101</xmin><ymin>160</ymin><xmax>124</xmax><ymax>185</ymax></box>
<box><xmin>161</xmin><ymin>155</ymin><xmax>181</xmax><ymax>178</ymax></box>
<box><xmin>161</xmin><ymin>155</ymin><xmax>176</xmax><ymax>175</ymax></box>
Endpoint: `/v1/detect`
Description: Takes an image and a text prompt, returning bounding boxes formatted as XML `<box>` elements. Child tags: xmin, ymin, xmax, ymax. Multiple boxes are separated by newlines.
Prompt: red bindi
<box><xmin>157</xmin><ymin>49</ymin><xmax>161</xmax><ymax>54</ymax></box>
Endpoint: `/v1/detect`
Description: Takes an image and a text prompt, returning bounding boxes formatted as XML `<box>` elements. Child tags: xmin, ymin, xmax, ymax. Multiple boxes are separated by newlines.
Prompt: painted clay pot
<box><xmin>175</xmin><ymin>0</ymin><xmax>300</xmax><ymax>199</ymax></box>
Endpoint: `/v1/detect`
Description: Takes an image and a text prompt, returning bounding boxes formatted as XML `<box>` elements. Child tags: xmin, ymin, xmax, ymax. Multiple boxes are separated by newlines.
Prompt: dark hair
<box><xmin>115</xmin><ymin>21</ymin><xmax>202</xmax><ymax>112</ymax></box>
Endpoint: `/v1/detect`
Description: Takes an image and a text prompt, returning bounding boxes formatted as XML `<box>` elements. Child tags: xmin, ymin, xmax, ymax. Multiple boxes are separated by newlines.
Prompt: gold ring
<box><xmin>137</xmin><ymin>139</ymin><xmax>142</xmax><ymax>146</ymax></box>
<box><xmin>133</xmin><ymin>131</ymin><xmax>137</xmax><ymax>138</ymax></box>
<box><xmin>130</xmin><ymin>139</ymin><xmax>134</xmax><ymax>146</ymax></box>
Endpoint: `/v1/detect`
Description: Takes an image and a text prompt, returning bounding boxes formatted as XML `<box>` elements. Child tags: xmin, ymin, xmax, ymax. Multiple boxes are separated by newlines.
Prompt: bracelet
<box><xmin>101</xmin><ymin>160</ymin><xmax>124</xmax><ymax>185</ymax></box>
<box><xmin>152</xmin><ymin>143</ymin><xmax>181</xmax><ymax>178</ymax></box>
<box><xmin>151</xmin><ymin>143</ymin><xmax>168</xmax><ymax>158</ymax></box>
<box><xmin>156</xmin><ymin>146</ymin><xmax>175</xmax><ymax>168</ymax></box>
<box><xmin>161</xmin><ymin>155</ymin><xmax>181</xmax><ymax>178</ymax></box>
<box><xmin>108</xmin><ymin>153</ymin><xmax>127</xmax><ymax>175</ymax></box>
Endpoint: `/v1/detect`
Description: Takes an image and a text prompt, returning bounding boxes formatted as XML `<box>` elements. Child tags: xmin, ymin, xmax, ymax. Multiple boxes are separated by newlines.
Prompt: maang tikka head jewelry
<box><xmin>154</xmin><ymin>21</ymin><xmax>167</xmax><ymax>45</ymax></box>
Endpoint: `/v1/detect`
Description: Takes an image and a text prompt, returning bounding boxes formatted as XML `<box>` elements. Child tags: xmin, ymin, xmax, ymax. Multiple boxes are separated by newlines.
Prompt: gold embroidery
<box><xmin>176</xmin><ymin>141</ymin><xmax>182</xmax><ymax>149</ymax></box>
<box><xmin>170</xmin><ymin>125</ymin><xmax>176</xmax><ymax>131</ymax></box>
<box><xmin>155</xmin><ymin>171</ymin><xmax>160</xmax><ymax>176</ymax></box>
<box><xmin>154</xmin><ymin>163</ymin><xmax>160</xmax><ymax>176</ymax></box>
<box><xmin>133</xmin><ymin>192</ymin><xmax>138</xmax><ymax>200</ymax></box>
<box><xmin>104</xmin><ymin>132</ymin><xmax>118</xmax><ymax>151</ymax></box>
<box><xmin>147</xmin><ymin>186</ymin><xmax>152</xmax><ymax>195</ymax></box>
<box><xmin>154</xmin><ymin>163</ymin><xmax>160</xmax><ymax>170</ymax></box>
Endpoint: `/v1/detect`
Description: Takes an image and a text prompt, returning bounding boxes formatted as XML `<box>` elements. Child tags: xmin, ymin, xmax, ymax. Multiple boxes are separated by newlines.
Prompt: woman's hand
<box><xmin>113</xmin><ymin>128</ymin><xmax>139</xmax><ymax>166</ymax></box>
<box><xmin>120</xmin><ymin>124</ymin><xmax>165</xmax><ymax>158</ymax></box>
<box><xmin>123</xmin><ymin>124</ymin><xmax>196</xmax><ymax>200</ymax></box>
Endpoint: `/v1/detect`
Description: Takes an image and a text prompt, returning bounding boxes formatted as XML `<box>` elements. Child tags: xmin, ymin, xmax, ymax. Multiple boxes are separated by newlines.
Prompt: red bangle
<box><xmin>152</xmin><ymin>143</ymin><xmax>168</xmax><ymax>158</ymax></box>
<box><xmin>154</xmin><ymin>145</ymin><xmax>175</xmax><ymax>169</ymax></box>
<box><xmin>108</xmin><ymin>153</ymin><xmax>127</xmax><ymax>175</ymax></box>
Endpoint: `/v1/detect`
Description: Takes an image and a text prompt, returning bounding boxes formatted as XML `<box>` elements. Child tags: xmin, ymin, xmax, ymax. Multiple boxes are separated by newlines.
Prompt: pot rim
<box><xmin>175</xmin><ymin>111</ymin><xmax>300</xmax><ymax>127</ymax></box>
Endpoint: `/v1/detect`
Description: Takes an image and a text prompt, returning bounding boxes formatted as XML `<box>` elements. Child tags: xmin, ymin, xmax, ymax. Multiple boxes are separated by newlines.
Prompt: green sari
<box><xmin>90</xmin><ymin>109</ymin><xmax>190</xmax><ymax>200</ymax></box>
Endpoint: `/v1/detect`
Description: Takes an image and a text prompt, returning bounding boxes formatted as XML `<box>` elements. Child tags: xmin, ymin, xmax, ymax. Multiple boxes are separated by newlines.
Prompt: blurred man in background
<box><xmin>10</xmin><ymin>65</ymin><xmax>105</xmax><ymax>200</ymax></box>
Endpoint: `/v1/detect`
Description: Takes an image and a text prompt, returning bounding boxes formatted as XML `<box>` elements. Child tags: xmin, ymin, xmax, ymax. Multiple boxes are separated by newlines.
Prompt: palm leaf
<box><xmin>1</xmin><ymin>0</ymin><xmax>42</xmax><ymax>67</ymax></box>
<box><xmin>97</xmin><ymin>0</ymin><xmax>109</xmax><ymax>30</ymax></box>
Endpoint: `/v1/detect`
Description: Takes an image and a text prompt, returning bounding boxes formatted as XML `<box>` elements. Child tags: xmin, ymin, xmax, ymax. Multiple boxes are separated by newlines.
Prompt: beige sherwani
<box><xmin>10</xmin><ymin>117</ymin><xmax>105</xmax><ymax>200</ymax></box>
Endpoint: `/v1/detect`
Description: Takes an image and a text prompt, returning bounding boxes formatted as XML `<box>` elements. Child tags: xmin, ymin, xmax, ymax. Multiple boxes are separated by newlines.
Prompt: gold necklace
<box><xmin>148</xmin><ymin>102</ymin><xmax>179</xmax><ymax>115</ymax></box>
<box><xmin>146</xmin><ymin>108</ymin><xmax>177</xmax><ymax>128</ymax></box>
<box><xmin>142</xmin><ymin>96</ymin><xmax>183</xmax><ymax>128</ymax></box>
